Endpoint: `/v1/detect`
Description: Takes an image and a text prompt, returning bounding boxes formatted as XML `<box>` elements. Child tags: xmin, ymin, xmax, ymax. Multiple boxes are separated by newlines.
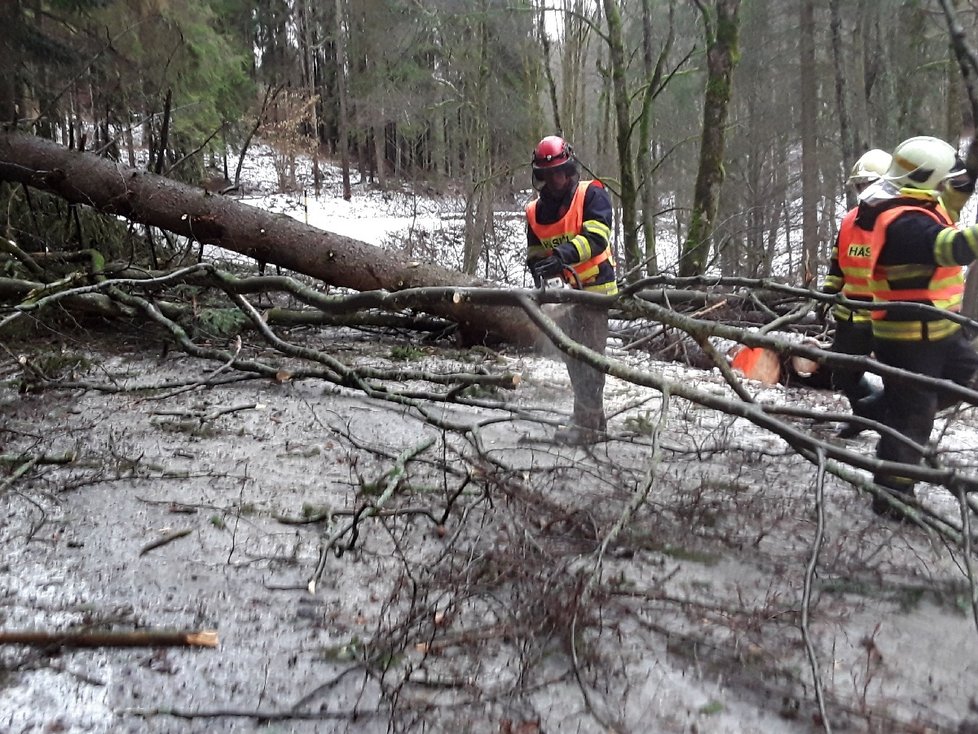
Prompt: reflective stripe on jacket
<box><xmin>833</xmin><ymin>207</ymin><xmax>876</xmax><ymax>323</ymax></box>
<box><xmin>526</xmin><ymin>180</ymin><xmax>617</xmax><ymax>295</ymax></box>
<box><xmin>868</xmin><ymin>204</ymin><xmax>963</xmax><ymax>341</ymax></box>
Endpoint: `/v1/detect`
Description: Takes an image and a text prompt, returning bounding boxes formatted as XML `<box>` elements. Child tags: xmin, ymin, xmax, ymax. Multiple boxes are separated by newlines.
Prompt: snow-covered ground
<box><xmin>4</xmin><ymin>140</ymin><xmax>978</xmax><ymax>733</ymax></box>
<box><xmin>228</xmin><ymin>144</ymin><xmax>533</xmax><ymax>285</ymax></box>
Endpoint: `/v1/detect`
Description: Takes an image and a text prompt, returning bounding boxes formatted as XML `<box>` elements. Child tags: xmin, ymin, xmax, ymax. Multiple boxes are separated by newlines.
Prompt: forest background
<box><xmin>6</xmin><ymin>1</ymin><xmax>978</xmax><ymax>733</ymax></box>
<box><xmin>5</xmin><ymin>0</ymin><xmax>978</xmax><ymax>286</ymax></box>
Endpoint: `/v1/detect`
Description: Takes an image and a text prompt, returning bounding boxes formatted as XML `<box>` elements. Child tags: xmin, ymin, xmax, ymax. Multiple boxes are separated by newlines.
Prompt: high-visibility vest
<box><xmin>833</xmin><ymin>208</ymin><xmax>876</xmax><ymax>322</ymax></box>
<box><xmin>867</xmin><ymin>204</ymin><xmax>964</xmax><ymax>341</ymax></box>
<box><xmin>526</xmin><ymin>181</ymin><xmax>617</xmax><ymax>294</ymax></box>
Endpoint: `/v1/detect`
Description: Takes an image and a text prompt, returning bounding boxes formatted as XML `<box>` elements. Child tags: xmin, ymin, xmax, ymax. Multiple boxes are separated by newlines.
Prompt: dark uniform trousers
<box><xmin>830</xmin><ymin>318</ymin><xmax>876</xmax><ymax>408</ymax></box>
<box><xmin>872</xmin><ymin>330</ymin><xmax>978</xmax><ymax>490</ymax></box>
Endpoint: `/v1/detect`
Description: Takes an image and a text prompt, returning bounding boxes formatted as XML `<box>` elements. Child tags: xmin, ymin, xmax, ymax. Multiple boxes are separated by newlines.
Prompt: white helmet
<box><xmin>883</xmin><ymin>136</ymin><xmax>961</xmax><ymax>191</ymax></box>
<box><xmin>847</xmin><ymin>149</ymin><xmax>891</xmax><ymax>187</ymax></box>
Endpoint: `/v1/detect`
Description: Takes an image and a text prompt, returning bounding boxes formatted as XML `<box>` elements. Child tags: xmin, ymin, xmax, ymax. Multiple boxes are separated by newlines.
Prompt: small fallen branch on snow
<box><xmin>139</xmin><ymin>528</ymin><xmax>193</xmax><ymax>556</ymax></box>
<box><xmin>0</xmin><ymin>628</ymin><xmax>218</xmax><ymax>648</ymax></box>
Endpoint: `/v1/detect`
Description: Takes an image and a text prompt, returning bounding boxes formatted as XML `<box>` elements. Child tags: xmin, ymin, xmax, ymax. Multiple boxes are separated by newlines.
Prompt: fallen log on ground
<box><xmin>0</xmin><ymin>131</ymin><xmax>538</xmax><ymax>345</ymax></box>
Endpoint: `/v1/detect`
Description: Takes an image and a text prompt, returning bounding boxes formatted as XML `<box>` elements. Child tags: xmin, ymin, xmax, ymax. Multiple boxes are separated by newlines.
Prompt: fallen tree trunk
<box><xmin>0</xmin><ymin>131</ymin><xmax>538</xmax><ymax>345</ymax></box>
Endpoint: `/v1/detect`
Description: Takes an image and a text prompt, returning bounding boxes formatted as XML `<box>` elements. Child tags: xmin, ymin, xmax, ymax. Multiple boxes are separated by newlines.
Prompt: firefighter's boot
<box><xmin>837</xmin><ymin>387</ymin><xmax>886</xmax><ymax>439</ymax></box>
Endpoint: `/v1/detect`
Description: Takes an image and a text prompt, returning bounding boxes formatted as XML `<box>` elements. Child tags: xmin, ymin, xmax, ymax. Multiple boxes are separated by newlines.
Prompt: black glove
<box><xmin>948</xmin><ymin>156</ymin><xmax>976</xmax><ymax>194</ymax></box>
<box><xmin>966</xmin><ymin>141</ymin><xmax>978</xmax><ymax>179</ymax></box>
<box><xmin>815</xmin><ymin>300</ymin><xmax>831</xmax><ymax>325</ymax></box>
<box><xmin>531</xmin><ymin>253</ymin><xmax>569</xmax><ymax>280</ymax></box>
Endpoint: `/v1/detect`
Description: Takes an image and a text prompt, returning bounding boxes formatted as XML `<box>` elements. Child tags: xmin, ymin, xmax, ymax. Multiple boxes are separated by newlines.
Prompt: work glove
<box><xmin>948</xmin><ymin>156</ymin><xmax>976</xmax><ymax>194</ymax></box>
<box><xmin>966</xmin><ymin>139</ymin><xmax>978</xmax><ymax>180</ymax></box>
<box><xmin>815</xmin><ymin>300</ymin><xmax>831</xmax><ymax>325</ymax></box>
<box><xmin>531</xmin><ymin>252</ymin><xmax>570</xmax><ymax>280</ymax></box>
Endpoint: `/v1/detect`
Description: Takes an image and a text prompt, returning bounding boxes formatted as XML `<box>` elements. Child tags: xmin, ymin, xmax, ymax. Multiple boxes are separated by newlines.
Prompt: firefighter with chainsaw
<box><xmin>857</xmin><ymin>135</ymin><xmax>978</xmax><ymax>519</ymax></box>
<box><xmin>525</xmin><ymin>135</ymin><xmax>617</xmax><ymax>444</ymax></box>
<box><xmin>820</xmin><ymin>149</ymin><xmax>892</xmax><ymax>438</ymax></box>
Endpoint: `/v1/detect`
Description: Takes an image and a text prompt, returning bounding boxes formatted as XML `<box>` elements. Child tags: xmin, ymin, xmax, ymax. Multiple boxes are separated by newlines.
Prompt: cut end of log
<box><xmin>185</xmin><ymin>631</ymin><xmax>219</xmax><ymax>647</ymax></box>
<box><xmin>729</xmin><ymin>345</ymin><xmax>781</xmax><ymax>385</ymax></box>
<box><xmin>790</xmin><ymin>355</ymin><xmax>820</xmax><ymax>378</ymax></box>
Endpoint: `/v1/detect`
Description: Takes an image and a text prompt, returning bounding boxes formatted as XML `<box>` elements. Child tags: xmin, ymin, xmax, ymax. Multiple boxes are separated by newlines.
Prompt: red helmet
<box><xmin>532</xmin><ymin>135</ymin><xmax>574</xmax><ymax>171</ymax></box>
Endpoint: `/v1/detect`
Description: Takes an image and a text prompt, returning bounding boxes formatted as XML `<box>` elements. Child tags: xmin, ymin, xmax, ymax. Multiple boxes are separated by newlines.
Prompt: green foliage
<box><xmin>14</xmin><ymin>0</ymin><xmax>253</xmax><ymax>186</ymax></box>
<box><xmin>321</xmin><ymin>636</ymin><xmax>363</xmax><ymax>662</ymax></box>
<box><xmin>0</xmin><ymin>185</ymin><xmax>143</xmax><ymax>265</ymax></box>
<box><xmin>359</xmin><ymin>479</ymin><xmax>384</xmax><ymax>497</ymax></box>
<box><xmin>301</xmin><ymin>502</ymin><xmax>329</xmax><ymax>519</ymax></box>
<box><xmin>819</xmin><ymin>577</ymin><xmax>971</xmax><ymax>616</ymax></box>
<box><xmin>389</xmin><ymin>345</ymin><xmax>425</xmax><ymax>361</ymax></box>
<box><xmin>623</xmin><ymin>411</ymin><xmax>659</xmax><ymax>435</ymax></box>
<box><xmin>89</xmin><ymin>0</ymin><xmax>254</xmax><ymax>156</ymax></box>
<box><xmin>32</xmin><ymin>351</ymin><xmax>92</xmax><ymax>378</ymax></box>
<box><xmin>459</xmin><ymin>384</ymin><xmax>499</xmax><ymax>399</ymax></box>
<box><xmin>699</xmin><ymin>701</ymin><xmax>725</xmax><ymax>716</ymax></box>
<box><xmin>16</xmin><ymin>349</ymin><xmax>93</xmax><ymax>392</ymax></box>
<box><xmin>194</xmin><ymin>308</ymin><xmax>249</xmax><ymax>339</ymax></box>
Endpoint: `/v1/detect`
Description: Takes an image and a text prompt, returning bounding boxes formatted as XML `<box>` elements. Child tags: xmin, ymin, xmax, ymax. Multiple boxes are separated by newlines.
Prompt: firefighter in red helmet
<box><xmin>525</xmin><ymin>135</ymin><xmax>618</xmax><ymax>444</ymax></box>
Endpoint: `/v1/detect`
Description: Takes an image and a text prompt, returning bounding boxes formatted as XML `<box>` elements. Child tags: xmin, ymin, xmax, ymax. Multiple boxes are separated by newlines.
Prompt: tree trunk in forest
<box><xmin>829</xmin><ymin>0</ymin><xmax>857</xmax><ymax>210</ymax></box>
<box><xmin>799</xmin><ymin>0</ymin><xmax>818</xmax><ymax>287</ymax></box>
<box><xmin>334</xmin><ymin>0</ymin><xmax>352</xmax><ymax>201</ymax></box>
<box><xmin>0</xmin><ymin>1</ymin><xmax>20</xmax><ymax>125</ymax></box>
<box><xmin>638</xmin><ymin>20</ymin><xmax>658</xmax><ymax>277</ymax></box>
<box><xmin>637</xmin><ymin>0</ymin><xmax>674</xmax><ymax>278</ymax></box>
<box><xmin>539</xmin><ymin>5</ymin><xmax>563</xmax><ymax>135</ymax></box>
<box><xmin>936</xmin><ymin>0</ymin><xmax>978</xmax><ymax>318</ymax></box>
<box><xmin>0</xmin><ymin>131</ymin><xmax>541</xmax><ymax>345</ymax></box>
<box><xmin>373</xmin><ymin>120</ymin><xmax>387</xmax><ymax>188</ymax></box>
<box><xmin>300</xmin><ymin>0</ymin><xmax>321</xmax><ymax>196</ymax></box>
<box><xmin>602</xmin><ymin>0</ymin><xmax>639</xmax><ymax>282</ymax></box>
<box><xmin>462</xmin><ymin>10</ymin><xmax>493</xmax><ymax>277</ymax></box>
<box><xmin>679</xmin><ymin>0</ymin><xmax>742</xmax><ymax>277</ymax></box>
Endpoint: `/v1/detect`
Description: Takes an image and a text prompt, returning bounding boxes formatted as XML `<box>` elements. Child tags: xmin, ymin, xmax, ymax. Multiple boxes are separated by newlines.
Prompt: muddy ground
<box><xmin>3</xmin><ymin>323</ymin><xmax>978</xmax><ymax>734</ymax></box>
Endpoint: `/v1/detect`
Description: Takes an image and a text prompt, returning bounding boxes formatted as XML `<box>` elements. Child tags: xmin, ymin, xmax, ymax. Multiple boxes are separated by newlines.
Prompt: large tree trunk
<box><xmin>0</xmin><ymin>131</ymin><xmax>537</xmax><ymax>344</ymax></box>
<box><xmin>679</xmin><ymin>0</ymin><xmax>742</xmax><ymax>277</ymax></box>
<box><xmin>602</xmin><ymin>0</ymin><xmax>638</xmax><ymax>280</ymax></box>
<box><xmin>829</xmin><ymin>0</ymin><xmax>857</xmax><ymax>210</ymax></box>
<box><xmin>334</xmin><ymin>0</ymin><xmax>352</xmax><ymax>201</ymax></box>
<box><xmin>799</xmin><ymin>0</ymin><xmax>818</xmax><ymax>287</ymax></box>
<box><xmin>0</xmin><ymin>2</ymin><xmax>20</xmax><ymax>125</ymax></box>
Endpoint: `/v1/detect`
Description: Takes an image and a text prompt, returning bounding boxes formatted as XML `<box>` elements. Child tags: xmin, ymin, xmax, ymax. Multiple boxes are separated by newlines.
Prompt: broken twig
<box><xmin>0</xmin><ymin>629</ymin><xmax>218</xmax><ymax>648</ymax></box>
<box><xmin>139</xmin><ymin>528</ymin><xmax>193</xmax><ymax>556</ymax></box>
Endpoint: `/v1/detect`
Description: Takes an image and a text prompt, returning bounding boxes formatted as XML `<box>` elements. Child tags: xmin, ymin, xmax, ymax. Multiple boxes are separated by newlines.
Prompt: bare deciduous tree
<box><xmin>679</xmin><ymin>0</ymin><xmax>742</xmax><ymax>277</ymax></box>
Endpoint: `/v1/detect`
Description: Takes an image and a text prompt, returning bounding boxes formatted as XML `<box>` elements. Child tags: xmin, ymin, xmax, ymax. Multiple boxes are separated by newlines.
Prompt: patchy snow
<box><xmin>222</xmin><ymin>143</ymin><xmax>531</xmax><ymax>284</ymax></box>
<box><xmin>4</xmin><ymin>141</ymin><xmax>978</xmax><ymax>733</ymax></box>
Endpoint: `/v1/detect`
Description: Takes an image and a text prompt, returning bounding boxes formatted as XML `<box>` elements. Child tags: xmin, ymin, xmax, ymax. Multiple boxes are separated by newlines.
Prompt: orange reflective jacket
<box><xmin>833</xmin><ymin>208</ymin><xmax>876</xmax><ymax>322</ymax></box>
<box><xmin>837</xmin><ymin>208</ymin><xmax>875</xmax><ymax>299</ymax></box>
<box><xmin>868</xmin><ymin>204</ymin><xmax>964</xmax><ymax>340</ymax></box>
<box><xmin>526</xmin><ymin>181</ymin><xmax>614</xmax><ymax>292</ymax></box>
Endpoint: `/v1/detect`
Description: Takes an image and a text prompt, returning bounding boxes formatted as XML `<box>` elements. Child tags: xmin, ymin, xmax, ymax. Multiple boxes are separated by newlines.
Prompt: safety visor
<box><xmin>531</xmin><ymin>159</ymin><xmax>577</xmax><ymax>190</ymax></box>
